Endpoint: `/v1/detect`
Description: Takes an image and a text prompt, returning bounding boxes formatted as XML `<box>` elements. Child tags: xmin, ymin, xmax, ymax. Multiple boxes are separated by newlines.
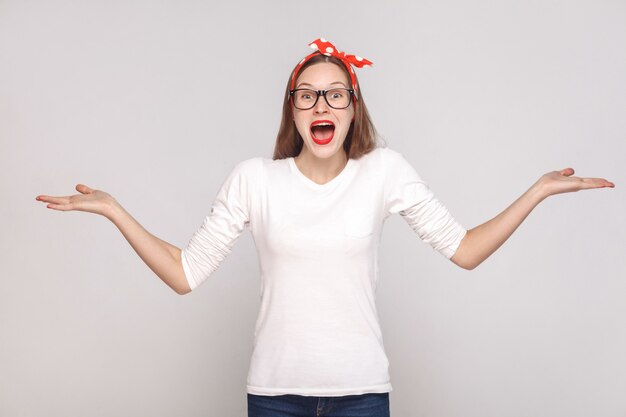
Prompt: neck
<box><xmin>294</xmin><ymin>149</ymin><xmax>348</xmax><ymax>185</ymax></box>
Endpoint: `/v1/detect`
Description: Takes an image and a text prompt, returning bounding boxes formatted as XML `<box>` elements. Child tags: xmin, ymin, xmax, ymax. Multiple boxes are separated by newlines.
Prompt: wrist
<box><xmin>104</xmin><ymin>197</ymin><xmax>125</xmax><ymax>223</ymax></box>
<box><xmin>528</xmin><ymin>179</ymin><xmax>548</xmax><ymax>203</ymax></box>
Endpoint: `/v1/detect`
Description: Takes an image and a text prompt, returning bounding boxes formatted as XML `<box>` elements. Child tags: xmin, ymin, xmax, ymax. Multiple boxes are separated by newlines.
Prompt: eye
<box><xmin>329</xmin><ymin>89</ymin><xmax>345</xmax><ymax>99</ymax></box>
<box><xmin>298</xmin><ymin>90</ymin><xmax>315</xmax><ymax>100</ymax></box>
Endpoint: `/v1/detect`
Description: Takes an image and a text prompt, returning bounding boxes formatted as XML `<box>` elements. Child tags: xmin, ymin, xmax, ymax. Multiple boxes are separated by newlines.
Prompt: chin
<box><xmin>307</xmin><ymin>130</ymin><xmax>347</xmax><ymax>149</ymax></box>
<box><xmin>307</xmin><ymin>140</ymin><xmax>344</xmax><ymax>158</ymax></box>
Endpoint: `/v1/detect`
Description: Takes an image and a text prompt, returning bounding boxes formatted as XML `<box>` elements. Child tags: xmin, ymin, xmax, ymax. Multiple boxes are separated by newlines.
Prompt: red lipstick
<box><xmin>309</xmin><ymin>119</ymin><xmax>335</xmax><ymax>145</ymax></box>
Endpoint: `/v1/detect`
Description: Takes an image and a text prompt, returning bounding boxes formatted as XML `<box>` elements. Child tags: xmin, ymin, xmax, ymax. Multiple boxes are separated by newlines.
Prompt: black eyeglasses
<box><xmin>289</xmin><ymin>88</ymin><xmax>356</xmax><ymax>110</ymax></box>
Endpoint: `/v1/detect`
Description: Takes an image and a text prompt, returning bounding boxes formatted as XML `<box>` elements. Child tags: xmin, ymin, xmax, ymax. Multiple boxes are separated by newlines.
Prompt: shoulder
<box><xmin>236</xmin><ymin>156</ymin><xmax>288</xmax><ymax>170</ymax></box>
<box><xmin>366</xmin><ymin>147</ymin><xmax>423</xmax><ymax>182</ymax></box>
<box><xmin>230</xmin><ymin>156</ymin><xmax>288</xmax><ymax>187</ymax></box>
<box><xmin>234</xmin><ymin>156</ymin><xmax>263</xmax><ymax>171</ymax></box>
<box><xmin>230</xmin><ymin>156</ymin><xmax>268</xmax><ymax>179</ymax></box>
<box><xmin>377</xmin><ymin>146</ymin><xmax>406</xmax><ymax>161</ymax></box>
<box><xmin>358</xmin><ymin>146</ymin><xmax>404</xmax><ymax>159</ymax></box>
<box><xmin>353</xmin><ymin>146</ymin><xmax>407</xmax><ymax>168</ymax></box>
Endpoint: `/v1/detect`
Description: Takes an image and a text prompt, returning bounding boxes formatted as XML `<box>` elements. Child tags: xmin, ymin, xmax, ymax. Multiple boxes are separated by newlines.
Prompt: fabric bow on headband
<box><xmin>290</xmin><ymin>37</ymin><xmax>373</xmax><ymax>94</ymax></box>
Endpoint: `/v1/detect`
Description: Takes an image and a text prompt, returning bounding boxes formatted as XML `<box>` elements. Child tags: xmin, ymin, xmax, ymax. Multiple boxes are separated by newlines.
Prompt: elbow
<box><xmin>463</xmin><ymin>261</ymin><xmax>478</xmax><ymax>271</ymax></box>
<box><xmin>175</xmin><ymin>253</ymin><xmax>193</xmax><ymax>295</ymax></box>
<box><xmin>175</xmin><ymin>283</ymin><xmax>192</xmax><ymax>295</ymax></box>
<box><xmin>457</xmin><ymin>254</ymin><xmax>480</xmax><ymax>270</ymax></box>
<box><xmin>462</xmin><ymin>257</ymin><xmax>484</xmax><ymax>270</ymax></box>
<box><xmin>450</xmin><ymin>251</ymin><xmax>478</xmax><ymax>271</ymax></box>
<box><xmin>450</xmin><ymin>231</ymin><xmax>478</xmax><ymax>270</ymax></box>
<box><xmin>171</xmin><ymin>271</ymin><xmax>192</xmax><ymax>295</ymax></box>
<box><xmin>452</xmin><ymin>258</ymin><xmax>475</xmax><ymax>270</ymax></box>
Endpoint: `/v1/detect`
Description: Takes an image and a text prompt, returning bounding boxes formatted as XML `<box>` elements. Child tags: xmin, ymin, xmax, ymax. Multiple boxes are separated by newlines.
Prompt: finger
<box><xmin>560</xmin><ymin>168</ymin><xmax>575</xmax><ymax>176</ymax></box>
<box><xmin>581</xmin><ymin>178</ymin><xmax>616</xmax><ymax>188</ymax></box>
<box><xmin>36</xmin><ymin>195</ymin><xmax>71</xmax><ymax>204</ymax></box>
<box><xmin>76</xmin><ymin>184</ymin><xmax>94</xmax><ymax>194</ymax></box>
<box><xmin>597</xmin><ymin>178</ymin><xmax>616</xmax><ymax>187</ymax></box>
<box><xmin>45</xmin><ymin>202</ymin><xmax>74</xmax><ymax>211</ymax></box>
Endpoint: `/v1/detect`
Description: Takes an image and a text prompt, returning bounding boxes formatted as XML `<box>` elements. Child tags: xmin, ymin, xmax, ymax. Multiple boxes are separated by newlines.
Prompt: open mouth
<box><xmin>310</xmin><ymin>120</ymin><xmax>335</xmax><ymax>144</ymax></box>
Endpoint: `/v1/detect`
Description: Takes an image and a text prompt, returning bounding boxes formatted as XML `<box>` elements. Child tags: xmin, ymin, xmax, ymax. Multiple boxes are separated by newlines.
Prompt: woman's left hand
<box><xmin>537</xmin><ymin>168</ymin><xmax>615</xmax><ymax>199</ymax></box>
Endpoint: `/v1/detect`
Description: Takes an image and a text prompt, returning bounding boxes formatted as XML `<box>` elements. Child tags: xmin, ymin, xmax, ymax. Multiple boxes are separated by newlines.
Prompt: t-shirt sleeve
<box><xmin>180</xmin><ymin>158</ymin><xmax>258</xmax><ymax>291</ymax></box>
<box><xmin>382</xmin><ymin>148</ymin><xmax>467</xmax><ymax>259</ymax></box>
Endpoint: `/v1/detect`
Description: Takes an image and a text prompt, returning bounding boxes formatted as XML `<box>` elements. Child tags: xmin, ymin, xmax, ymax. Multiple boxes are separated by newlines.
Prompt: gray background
<box><xmin>2</xmin><ymin>0</ymin><xmax>625</xmax><ymax>416</ymax></box>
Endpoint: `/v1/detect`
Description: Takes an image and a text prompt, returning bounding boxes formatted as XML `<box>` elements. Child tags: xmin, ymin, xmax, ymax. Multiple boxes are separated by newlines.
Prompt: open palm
<box><xmin>35</xmin><ymin>184</ymin><xmax>116</xmax><ymax>217</ymax></box>
<box><xmin>539</xmin><ymin>168</ymin><xmax>615</xmax><ymax>197</ymax></box>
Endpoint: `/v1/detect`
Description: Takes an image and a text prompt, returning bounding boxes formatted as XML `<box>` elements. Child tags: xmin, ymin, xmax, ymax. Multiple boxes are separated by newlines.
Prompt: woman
<box><xmin>35</xmin><ymin>38</ymin><xmax>615</xmax><ymax>417</ymax></box>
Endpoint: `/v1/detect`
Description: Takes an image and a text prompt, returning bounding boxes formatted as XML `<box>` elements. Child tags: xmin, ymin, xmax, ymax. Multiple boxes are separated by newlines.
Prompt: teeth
<box><xmin>312</xmin><ymin>123</ymin><xmax>333</xmax><ymax>127</ymax></box>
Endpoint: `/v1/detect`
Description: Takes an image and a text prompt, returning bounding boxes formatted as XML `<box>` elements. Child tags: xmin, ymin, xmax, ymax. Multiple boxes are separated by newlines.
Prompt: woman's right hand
<box><xmin>36</xmin><ymin>184</ymin><xmax>118</xmax><ymax>218</ymax></box>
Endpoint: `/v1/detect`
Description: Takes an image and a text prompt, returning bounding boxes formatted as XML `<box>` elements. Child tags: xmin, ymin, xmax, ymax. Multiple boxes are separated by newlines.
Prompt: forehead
<box><xmin>296</xmin><ymin>62</ymin><xmax>350</xmax><ymax>88</ymax></box>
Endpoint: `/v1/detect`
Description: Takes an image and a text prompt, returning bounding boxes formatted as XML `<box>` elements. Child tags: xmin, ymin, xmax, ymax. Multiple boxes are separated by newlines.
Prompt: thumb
<box><xmin>560</xmin><ymin>168</ymin><xmax>575</xmax><ymax>176</ymax></box>
<box><xmin>76</xmin><ymin>184</ymin><xmax>94</xmax><ymax>194</ymax></box>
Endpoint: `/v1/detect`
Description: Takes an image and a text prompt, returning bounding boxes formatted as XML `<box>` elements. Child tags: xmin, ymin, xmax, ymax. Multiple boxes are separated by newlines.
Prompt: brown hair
<box><xmin>272</xmin><ymin>54</ymin><xmax>383</xmax><ymax>160</ymax></box>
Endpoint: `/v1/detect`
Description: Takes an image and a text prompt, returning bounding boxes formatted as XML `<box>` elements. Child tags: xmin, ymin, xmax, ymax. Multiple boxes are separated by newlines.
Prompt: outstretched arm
<box><xmin>450</xmin><ymin>168</ymin><xmax>615</xmax><ymax>270</ymax></box>
<box><xmin>36</xmin><ymin>184</ymin><xmax>191</xmax><ymax>295</ymax></box>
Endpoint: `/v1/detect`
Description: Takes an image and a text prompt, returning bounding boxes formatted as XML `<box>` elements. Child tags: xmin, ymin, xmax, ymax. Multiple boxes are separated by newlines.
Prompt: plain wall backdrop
<box><xmin>1</xmin><ymin>0</ymin><xmax>625</xmax><ymax>416</ymax></box>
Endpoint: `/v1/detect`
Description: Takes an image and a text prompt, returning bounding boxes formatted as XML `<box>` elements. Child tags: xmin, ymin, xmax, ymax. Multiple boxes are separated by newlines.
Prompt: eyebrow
<box><xmin>295</xmin><ymin>81</ymin><xmax>348</xmax><ymax>89</ymax></box>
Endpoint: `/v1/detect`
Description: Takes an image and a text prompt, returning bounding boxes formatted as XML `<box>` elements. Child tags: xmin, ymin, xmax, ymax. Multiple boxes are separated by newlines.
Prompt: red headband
<box><xmin>290</xmin><ymin>38</ymin><xmax>373</xmax><ymax>97</ymax></box>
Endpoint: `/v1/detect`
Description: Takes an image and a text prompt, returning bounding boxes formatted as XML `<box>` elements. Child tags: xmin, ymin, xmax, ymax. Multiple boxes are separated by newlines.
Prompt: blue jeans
<box><xmin>247</xmin><ymin>392</ymin><xmax>390</xmax><ymax>417</ymax></box>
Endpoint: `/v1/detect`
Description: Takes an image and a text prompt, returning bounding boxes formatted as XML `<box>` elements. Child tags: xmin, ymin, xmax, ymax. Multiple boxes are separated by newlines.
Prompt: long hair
<box><xmin>272</xmin><ymin>54</ymin><xmax>382</xmax><ymax>160</ymax></box>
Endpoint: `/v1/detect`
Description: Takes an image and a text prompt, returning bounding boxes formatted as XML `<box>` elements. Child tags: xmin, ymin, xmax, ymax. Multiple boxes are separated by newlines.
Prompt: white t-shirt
<box><xmin>181</xmin><ymin>146</ymin><xmax>467</xmax><ymax>397</ymax></box>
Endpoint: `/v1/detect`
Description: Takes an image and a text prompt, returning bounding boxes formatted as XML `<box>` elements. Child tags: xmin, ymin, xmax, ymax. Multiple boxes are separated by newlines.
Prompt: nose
<box><xmin>313</xmin><ymin>93</ymin><xmax>330</xmax><ymax>114</ymax></box>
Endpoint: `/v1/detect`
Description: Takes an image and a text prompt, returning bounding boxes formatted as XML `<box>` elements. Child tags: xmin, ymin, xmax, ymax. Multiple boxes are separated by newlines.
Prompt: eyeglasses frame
<box><xmin>289</xmin><ymin>87</ymin><xmax>357</xmax><ymax>110</ymax></box>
